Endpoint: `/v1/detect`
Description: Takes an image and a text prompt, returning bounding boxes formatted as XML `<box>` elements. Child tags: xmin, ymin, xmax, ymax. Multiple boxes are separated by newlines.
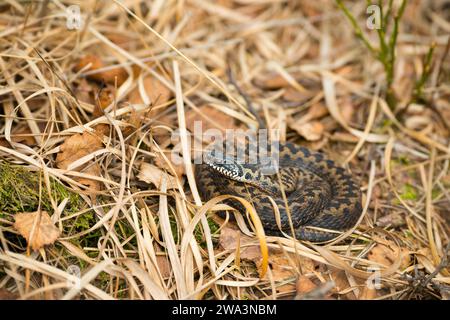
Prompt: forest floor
<box><xmin>0</xmin><ymin>0</ymin><xmax>449</xmax><ymax>300</ymax></box>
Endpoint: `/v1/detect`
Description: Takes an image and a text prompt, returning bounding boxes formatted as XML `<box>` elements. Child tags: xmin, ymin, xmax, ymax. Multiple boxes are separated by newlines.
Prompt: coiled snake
<box><xmin>195</xmin><ymin>140</ymin><xmax>362</xmax><ymax>242</ymax></box>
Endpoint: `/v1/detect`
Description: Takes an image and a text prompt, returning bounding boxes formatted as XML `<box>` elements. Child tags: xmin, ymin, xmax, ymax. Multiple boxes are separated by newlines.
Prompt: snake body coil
<box><xmin>195</xmin><ymin>141</ymin><xmax>362</xmax><ymax>242</ymax></box>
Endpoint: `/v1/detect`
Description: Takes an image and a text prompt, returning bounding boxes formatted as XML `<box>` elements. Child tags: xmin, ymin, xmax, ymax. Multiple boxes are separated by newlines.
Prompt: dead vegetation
<box><xmin>0</xmin><ymin>0</ymin><xmax>449</xmax><ymax>300</ymax></box>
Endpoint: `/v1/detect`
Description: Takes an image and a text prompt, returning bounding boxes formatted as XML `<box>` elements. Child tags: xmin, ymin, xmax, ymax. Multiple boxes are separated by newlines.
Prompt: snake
<box><xmin>195</xmin><ymin>139</ymin><xmax>363</xmax><ymax>242</ymax></box>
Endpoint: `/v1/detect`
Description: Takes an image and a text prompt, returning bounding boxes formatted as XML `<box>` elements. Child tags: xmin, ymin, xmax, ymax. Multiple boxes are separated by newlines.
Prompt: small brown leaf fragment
<box><xmin>262</xmin><ymin>255</ymin><xmax>296</xmax><ymax>294</ymax></box>
<box><xmin>359</xmin><ymin>286</ymin><xmax>378</xmax><ymax>300</ymax></box>
<box><xmin>56</xmin><ymin>132</ymin><xmax>103</xmax><ymax>170</ymax></box>
<box><xmin>74</xmin><ymin>54</ymin><xmax>128</xmax><ymax>85</ymax></box>
<box><xmin>329</xmin><ymin>267</ymin><xmax>356</xmax><ymax>299</ymax></box>
<box><xmin>295</xmin><ymin>275</ymin><xmax>317</xmax><ymax>295</ymax></box>
<box><xmin>368</xmin><ymin>237</ymin><xmax>410</xmax><ymax>269</ymax></box>
<box><xmin>154</xmin><ymin>152</ymin><xmax>185</xmax><ymax>178</ymax></box>
<box><xmin>93</xmin><ymin>87</ymin><xmax>113</xmax><ymax>117</ymax></box>
<box><xmin>0</xmin><ymin>289</ymin><xmax>17</xmax><ymax>300</ymax></box>
<box><xmin>219</xmin><ymin>226</ymin><xmax>262</xmax><ymax>261</ymax></box>
<box><xmin>56</xmin><ymin>131</ymin><xmax>104</xmax><ymax>193</ymax></box>
<box><xmin>290</xmin><ymin>121</ymin><xmax>324</xmax><ymax>141</ymax></box>
<box><xmin>376</xmin><ymin>212</ymin><xmax>405</xmax><ymax>228</ymax></box>
<box><xmin>13</xmin><ymin>211</ymin><xmax>60</xmax><ymax>251</ymax></box>
<box><xmin>282</xmin><ymin>88</ymin><xmax>315</xmax><ymax>103</ymax></box>
<box><xmin>129</xmin><ymin>75</ymin><xmax>172</xmax><ymax>109</ymax></box>
<box><xmin>156</xmin><ymin>255</ymin><xmax>171</xmax><ymax>278</ymax></box>
<box><xmin>137</xmin><ymin>162</ymin><xmax>179</xmax><ymax>190</ymax></box>
<box><xmin>185</xmin><ymin>105</ymin><xmax>240</xmax><ymax>136</ymax></box>
<box><xmin>254</xmin><ymin>72</ymin><xmax>301</xmax><ymax>89</ymax></box>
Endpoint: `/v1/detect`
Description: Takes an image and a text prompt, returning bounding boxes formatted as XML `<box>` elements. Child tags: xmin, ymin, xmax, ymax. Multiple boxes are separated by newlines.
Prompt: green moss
<box><xmin>0</xmin><ymin>162</ymin><xmax>84</xmax><ymax>217</ymax></box>
<box><xmin>400</xmin><ymin>184</ymin><xmax>417</xmax><ymax>201</ymax></box>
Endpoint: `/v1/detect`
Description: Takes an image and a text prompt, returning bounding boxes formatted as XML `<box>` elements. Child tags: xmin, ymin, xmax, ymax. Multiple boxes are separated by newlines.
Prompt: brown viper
<box><xmin>195</xmin><ymin>140</ymin><xmax>363</xmax><ymax>242</ymax></box>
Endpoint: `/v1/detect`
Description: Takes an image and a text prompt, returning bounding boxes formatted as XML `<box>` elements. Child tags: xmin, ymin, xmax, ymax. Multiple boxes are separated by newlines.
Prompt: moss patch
<box><xmin>0</xmin><ymin>162</ymin><xmax>85</xmax><ymax>217</ymax></box>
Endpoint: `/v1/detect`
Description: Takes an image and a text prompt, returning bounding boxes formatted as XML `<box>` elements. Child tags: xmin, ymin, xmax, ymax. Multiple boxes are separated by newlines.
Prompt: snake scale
<box><xmin>195</xmin><ymin>140</ymin><xmax>363</xmax><ymax>242</ymax></box>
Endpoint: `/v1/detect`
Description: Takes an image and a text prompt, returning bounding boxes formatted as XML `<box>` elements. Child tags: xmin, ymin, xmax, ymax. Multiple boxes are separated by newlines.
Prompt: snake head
<box><xmin>204</xmin><ymin>153</ymin><xmax>246</xmax><ymax>181</ymax></box>
<box><xmin>204</xmin><ymin>151</ymin><xmax>280</xmax><ymax>196</ymax></box>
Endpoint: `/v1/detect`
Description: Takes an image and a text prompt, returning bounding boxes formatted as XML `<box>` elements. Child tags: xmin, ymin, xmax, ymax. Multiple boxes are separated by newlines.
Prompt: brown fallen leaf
<box><xmin>329</xmin><ymin>267</ymin><xmax>356</xmax><ymax>300</ymax></box>
<box><xmin>156</xmin><ymin>255</ymin><xmax>171</xmax><ymax>278</ymax></box>
<box><xmin>128</xmin><ymin>74</ymin><xmax>172</xmax><ymax>109</ymax></box>
<box><xmin>290</xmin><ymin>121</ymin><xmax>324</xmax><ymax>141</ymax></box>
<box><xmin>219</xmin><ymin>226</ymin><xmax>262</xmax><ymax>261</ymax></box>
<box><xmin>0</xmin><ymin>289</ymin><xmax>17</xmax><ymax>300</ymax></box>
<box><xmin>282</xmin><ymin>88</ymin><xmax>315</xmax><ymax>103</ymax></box>
<box><xmin>56</xmin><ymin>131</ymin><xmax>103</xmax><ymax>170</ymax></box>
<box><xmin>219</xmin><ymin>226</ymin><xmax>315</xmax><ymax>290</ymax></box>
<box><xmin>126</xmin><ymin>74</ymin><xmax>173</xmax><ymax>138</ymax></box>
<box><xmin>137</xmin><ymin>162</ymin><xmax>179</xmax><ymax>190</ymax></box>
<box><xmin>253</xmin><ymin>72</ymin><xmax>302</xmax><ymax>89</ymax></box>
<box><xmin>154</xmin><ymin>152</ymin><xmax>185</xmax><ymax>178</ymax></box>
<box><xmin>74</xmin><ymin>54</ymin><xmax>128</xmax><ymax>85</ymax></box>
<box><xmin>263</xmin><ymin>254</ymin><xmax>296</xmax><ymax>294</ymax></box>
<box><xmin>56</xmin><ymin>131</ymin><xmax>104</xmax><ymax>193</ymax></box>
<box><xmin>185</xmin><ymin>105</ymin><xmax>240</xmax><ymax>137</ymax></box>
<box><xmin>358</xmin><ymin>286</ymin><xmax>378</xmax><ymax>300</ymax></box>
<box><xmin>376</xmin><ymin>212</ymin><xmax>406</xmax><ymax>228</ymax></box>
<box><xmin>13</xmin><ymin>211</ymin><xmax>60</xmax><ymax>251</ymax></box>
<box><xmin>368</xmin><ymin>236</ymin><xmax>411</xmax><ymax>270</ymax></box>
<box><xmin>295</xmin><ymin>275</ymin><xmax>317</xmax><ymax>296</ymax></box>
<box><xmin>105</xmin><ymin>32</ymin><xmax>132</xmax><ymax>50</ymax></box>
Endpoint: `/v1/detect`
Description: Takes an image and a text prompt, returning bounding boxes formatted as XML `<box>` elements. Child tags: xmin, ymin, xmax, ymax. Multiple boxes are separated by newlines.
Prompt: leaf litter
<box><xmin>0</xmin><ymin>0</ymin><xmax>448</xmax><ymax>300</ymax></box>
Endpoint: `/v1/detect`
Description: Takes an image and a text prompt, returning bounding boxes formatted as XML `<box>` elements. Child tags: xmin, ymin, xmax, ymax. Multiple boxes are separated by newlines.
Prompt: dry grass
<box><xmin>0</xmin><ymin>0</ymin><xmax>449</xmax><ymax>300</ymax></box>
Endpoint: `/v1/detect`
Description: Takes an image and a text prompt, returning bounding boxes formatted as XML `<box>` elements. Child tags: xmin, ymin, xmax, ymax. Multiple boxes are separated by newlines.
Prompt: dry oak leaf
<box><xmin>13</xmin><ymin>211</ymin><xmax>60</xmax><ymax>251</ymax></box>
<box><xmin>56</xmin><ymin>131</ymin><xmax>103</xmax><ymax>170</ymax></box>
<box><xmin>137</xmin><ymin>162</ymin><xmax>179</xmax><ymax>190</ymax></box>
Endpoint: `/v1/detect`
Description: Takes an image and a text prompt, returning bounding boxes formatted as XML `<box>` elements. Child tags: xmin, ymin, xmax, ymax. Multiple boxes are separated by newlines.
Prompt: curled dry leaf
<box><xmin>137</xmin><ymin>162</ymin><xmax>179</xmax><ymax>190</ymax></box>
<box><xmin>13</xmin><ymin>211</ymin><xmax>60</xmax><ymax>251</ymax></box>
<box><xmin>74</xmin><ymin>54</ymin><xmax>128</xmax><ymax>85</ymax></box>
